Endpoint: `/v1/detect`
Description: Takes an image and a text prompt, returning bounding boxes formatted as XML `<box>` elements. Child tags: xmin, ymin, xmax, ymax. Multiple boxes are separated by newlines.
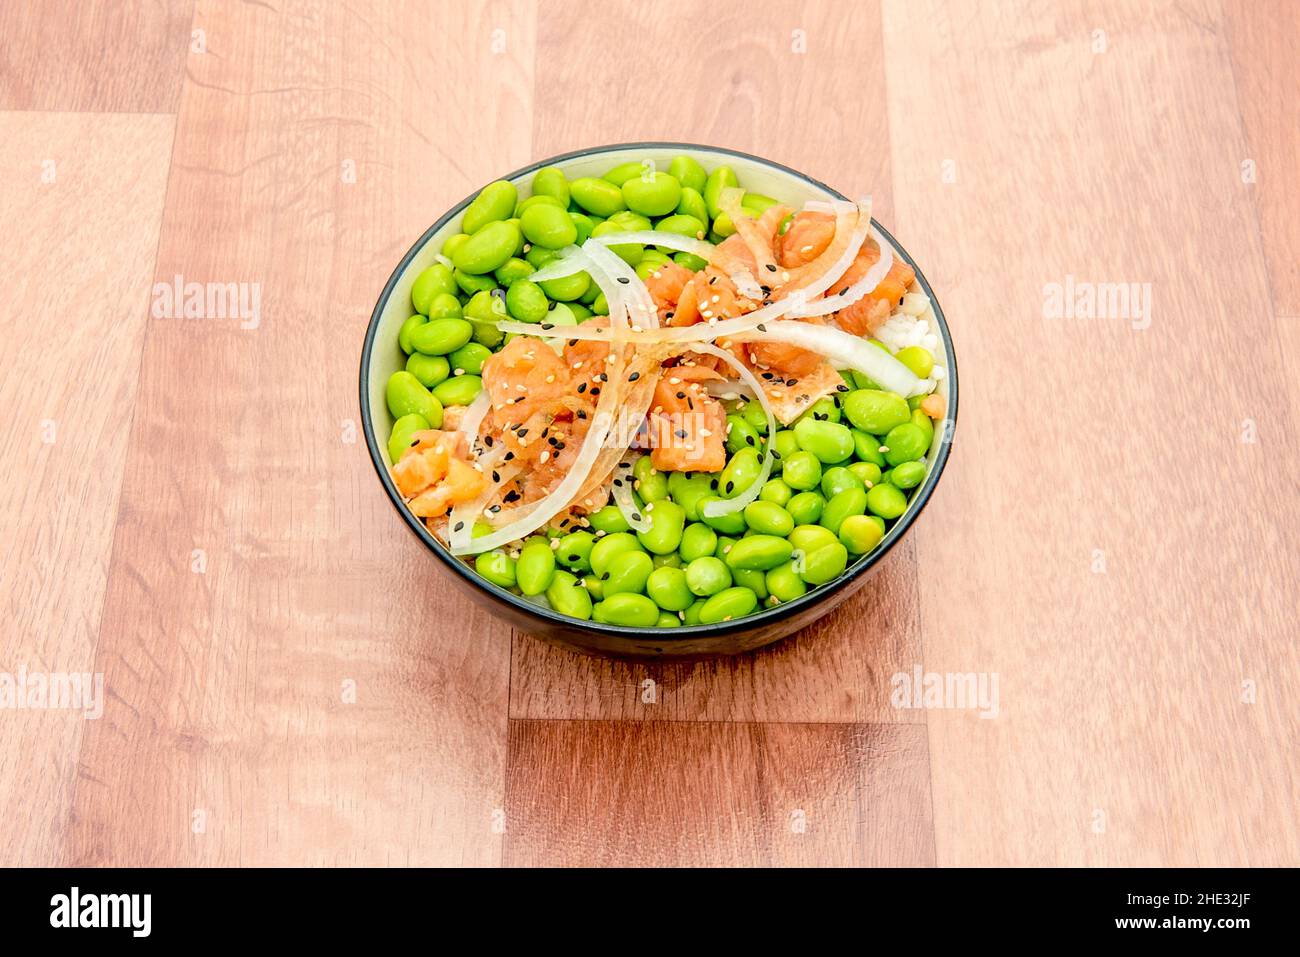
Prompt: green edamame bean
<box><xmin>852</xmin><ymin>427</ymin><xmax>886</xmax><ymax>466</ymax></box>
<box><xmin>820</xmin><ymin>487</ymin><xmax>868</xmax><ymax>535</ymax></box>
<box><xmin>668</xmin><ymin>471</ymin><xmax>714</xmax><ymax>521</ymax></box>
<box><xmin>411</xmin><ymin>317</ymin><xmax>473</xmax><ymax>356</ymax></box>
<box><xmin>866</xmin><ymin>482</ymin><xmax>908</xmax><ymax>519</ymax></box>
<box><xmin>539</xmin><ymin>270</ymin><xmax>591</xmax><ymax>302</ymax></box>
<box><xmin>505</xmin><ymin>279</ymin><xmax>549</xmax><ymax>323</ymax></box>
<box><xmin>637</xmin><ymin>500</ymin><xmax>686</xmax><ymax>555</ymax></box>
<box><xmin>740</xmin><ymin>400</ymin><xmax>769</xmax><ymax>435</ymax></box>
<box><xmin>675</xmin><ymin>251</ymin><xmax>708</xmax><ymax>272</ymax></box>
<box><xmin>820</xmin><ymin>466</ymin><xmax>864</xmax><ymax>500</ymax></box>
<box><xmin>771</xmin><ymin>429</ymin><xmax>799</xmax><ymax>473</ymax></box>
<box><xmin>743</xmin><ymin>501</ymin><xmax>795</xmax><ymax>538</ymax></box>
<box><xmin>741</xmin><ymin>192</ymin><xmax>778</xmax><ymax>216</ymax></box>
<box><xmin>399</xmin><ymin>314</ymin><xmax>426</xmax><ymax>355</ymax></box>
<box><xmin>698</xmin><ymin>586</ymin><xmax>758</xmax><ymax>624</ymax></box>
<box><xmin>766</xmin><ymin>561</ymin><xmax>807</xmax><ymax>603</ymax></box>
<box><xmin>570</xmin><ymin>176</ymin><xmax>627</xmax><ymax>217</ymax></box>
<box><xmin>454</xmin><ymin>267</ymin><xmax>496</xmax><ymax>295</ymax></box>
<box><xmin>890</xmin><ymin>460</ymin><xmax>927</xmax><ymax>490</ymax></box>
<box><xmin>463</xmin><ymin>291</ymin><xmax>505</xmax><ymax>348</ymax></box>
<box><xmin>602</xmin><ymin>160</ymin><xmax>647</xmax><ymax>186</ymax></box>
<box><xmin>895</xmin><ymin>345</ymin><xmax>935</xmax><ymax>379</ymax></box>
<box><xmin>719</xmin><ymin>447</ymin><xmax>763</xmax><ymax>499</ymax></box>
<box><xmin>638</xmin><ymin>247</ymin><xmax>671</xmax><ymax>267</ymax></box>
<box><xmin>569</xmin><ymin>212</ymin><xmax>596</xmax><ymax>245</ymax></box>
<box><xmin>714</xmin><ymin>535</ymin><xmax>737</xmax><ymax>560</ymax></box>
<box><xmin>675</xmin><ymin>187</ymin><xmax>709</xmax><ymax>227</ymax></box>
<box><xmin>698</xmin><ymin>497</ymin><xmax>747</xmax><ymax>535</ymax></box>
<box><xmin>725</xmin><ymin>414</ymin><xmax>762</xmax><ymax>456</ymax></box>
<box><xmin>646</xmin><ymin>565</ymin><xmax>693</xmax><ymax>611</ymax></box>
<box><xmin>427</xmin><ymin>292</ymin><xmax>463</xmax><ymax>319</ymax></box>
<box><xmin>515</xmin><ymin>194</ymin><xmax>564</xmax><ymax>215</ymax></box>
<box><xmin>593</xmin><ymin>592</ymin><xmax>659</xmax><ymax>627</ymax></box>
<box><xmin>668</xmin><ymin>156</ymin><xmax>707</xmax><ymax>194</ymax></box>
<box><xmin>463</xmin><ymin>180</ymin><xmax>517</xmax><ymax>235</ymax></box>
<box><xmin>476</xmin><ymin>549</ymin><xmax>517</xmax><ymax>589</ymax></box>
<box><xmin>911</xmin><ymin>408</ymin><xmax>935</xmax><ymax>450</ymax></box>
<box><xmin>591</xmin><ymin>292</ymin><xmax>608</xmax><ymax>314</ymax></box>
<box><xmin>432</xmin><ymin>374</ymin><xmax>482</xmax><ymax>408</ymax></box>
<box><xmin>531</xmin><ymin>166</ymin><xmax>570</xmax><ymax>207</ymax></box>
<box><xmin>385</xmin><ymin>370</ymin><xmax>442</xmax><ymax>425</ymax></box>
<box><xmin>789</xmin><ymin>524</ymin><xmax>838</xmax><ymax>553</ymax></box>
<box><xmin>703</xmin><ymin>165</ymin><xmax>738</xmax><ymax>218</ymax></box>
<box><xmin>724</xmin><ymin>534</ymin><xmax>794</xmax><ymax>571</ymax></box>
<box><xmin>411</xmin><ymin>262</ymin><xmax>457</xmax><ymax>315</ymax></box>
<box><xmin>623</xmin><ymin>172</ymin><xmax>682</xmax><ymax>217</ymax></box>
<box><xmin>546</xmin><ymin>569</ymin><xmax>593</xmax><ymax>620</ymax></box>
<box><xmin>520</xmin><ymin>202</ymin><xmax>578</xmax><ymax>250</ymax></box>
<box><xmin>407</xmin><ymin>352</ymin><xmax>450</xmax><ymax>388</ymax></box>
<box><xmin>556</xmin><ymin>531</ymin><xmax>596</xmax><ymax>572</ymax></box>
<box><xmin>685</xmin><ymin>556</ymin><xmax>731</xmax><ymax>597</ymax></box>
<box><xmin>848</xmin><ymin>461</ymin><xmax>882</xmax><ymax>487</ymax></box>
<box><xmin>711</xmin><ymin>211</ymin><xmax>736</xmax><ymax>238</ymax></box>
<box><xmin>588</xmin><ymin>505</ymin><xmax>631</xmax><ymax>535</ymax></box>
<box><xmin>883</xmin><ymin>423</ymin><xmax>927</xmax><ymax>466</ymax></box>
<box><xmin>632</xmin><ymin>457</ymin><xmax>669</xmax><ymax>502</ymax></box>
<box><xmin>590</xmin><ymin>531</ymin><xmax>642</xmax><ymax>577</ymax></box>
<box><xmin>516</xmin><ymin>539</ymin><xmax>557</xmax><ymax>596</ymax></box>
<box><xmin>800</xmin><ymin>542</ymin><xmax>848</xmax><ymax>586</ymax></box>
<box><xmin>759</xmin><ymin>478</ymin><xmax>793</xmax><ymax>507</ymax></box>
<box><xmin>787</xmin><ymin>491</ymin><xmax>825</xmax><ymax>525</ymax></box>
<box><xmin>567</xmin><ymin>301</ymin><xmax>592</xmax><ymax>321</ymax></box>
<box><xmin>453</xmin><ymin>219</ymin><xmax>521</xmax><ymax>275</ymax></box>
<box><xmin>449</xmin><ymin>342</ymin><xmax>491</xmax><ymax>376</ymax></box>
<box><xmin>653</xmin><ymin>552</ymin><xmax>682</xmax><ymax>568</ymax></box>
<box><xmin>525</xmin><ymin>245</ymin><xmax>558</xmax><ymax>269</ymax></box>
<box><xmin>590</xmin><ymin>219</ymin><xmax>645</xmax><ymax>266</ymax></box>
<box><xmin>679</xmin><ymin>522</ymin><xmax>718</xmax><ymax>563</ymax></box>
<box><xmin>682</xmin><ymin>599</ymin><xmax>707</xmax><ymax>625</ymax></box>
<box><xmin>732</xmin><ymin>567</ymin><xmax>769</xmax><ymax>601</ymax></box>
<box><xmin>655</xmin><ymin>214</ymin><xmax>706</xmax><ymax>243</ymax></box>
<box><xmin>442</xmin><ymin>233</ymin><xmax>470</xmax><ymax>258</ymax></box>
<box><xmin>782</xmin><ymin>450</ymin><xmax>823</xmax><ymax>491</ymax></box>
<box><xmin>843</xmin><ymin>389</ymin><xmax>911</xmax><ymax>434</ymax></box>
<box><xmin>387</xmin><ymin>412</ymin><xmax>430</xmax><ymax>463</ymax></box>
<box><xmin>806</xmin><ymin>397</ymin><xmax>841</xmax><ymax>423</ymax></box>
<box><xmin>657</xmin><ymin>612</ymin><xmax>681</xmax><ymax>628</ymax></box>
<box><xmin>794</xmin><ymin>417</ymin><xmax>854</xmax><ymax>464</ymax></box>
<box><xmin>603</xmin><ymin>550</ymin><xmax>654</xmax><ymax>597</ymax></box>
<box><xmin>839</xmin><ymin>514</ymin><xmax>884</xmax><ymax>555</ymax></box>
<box><xmin>494</xmin><ymin>257</ymin><xmax>534</xmax><ymax>286</ymax></box>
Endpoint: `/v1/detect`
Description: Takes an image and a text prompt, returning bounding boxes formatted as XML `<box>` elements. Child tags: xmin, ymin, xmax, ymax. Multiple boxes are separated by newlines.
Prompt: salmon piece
<box><xmin>643</xmin><ymin>260</ymin><xmax>694</xmax><ymax>311</ymax></box>
<box><xmin>392</xmin><ymin>443</ymin><xmax>448</xmax><ymax>498</ymax></box>
<box><xmin>778</xmin><ymin>211</ymin><xmax>835</xmax><ymax>267</ymax></box>
<box><xmin>648</xmin><ymin>362</ymin><xmax>727</xmax><ymax>472</ymax></box>
<box><xmin>408</xmin><ymin>428</ymin><xmax>467</xmax><ymax>459</ymax></box>
<box><xmin>561</xmin><ymin>316</ymin><xmax>612</xmax><ymax>398</ymax></box>
<box><xmin>834</xmin><ymin>250</ymin><xmax>915</xmax><ymax>337</ymax></box>
<box><xmin>408</xmin><ymin>456</ymin><xmax>486</xmax><ymax>518</ymax></box>
<box><xmin>481</xmin><ymin>334</ymin><xmax>571</xmax><ymax>424</ymax></box>
<box><xmin>757</xmin><ymin>360</ymin><xmax>847</xmax><ymax>426</ymax></box>
<box><xmin>669</xmin><ymin>278</ymin><xmax>700</xmax><ymax>326</ymax></box>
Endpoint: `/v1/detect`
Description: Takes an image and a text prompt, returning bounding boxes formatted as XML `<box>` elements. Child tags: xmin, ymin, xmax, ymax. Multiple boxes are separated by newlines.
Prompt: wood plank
<box><xmin>0</xmin><ymin>112</ymin><xmax>174</xmax><ymax>865</ymax></box>
<box><xmin>882</xmin><ymin>0</ymin><xmax>1300</xmax><ymax>866</ymax></box>
<box><xmin>1222</xmin><ymin>0</ymin><xmax>1300</xmax><ymax>316</ymax></box>
<box><xmin>504</xmin><ymin>720</ymin><xmax>933</xmax><ymax>866</ymax></box>
<box><xmin>64</xmin><ymin>0</ymin><xmax>535</xmax><ymax>866</ymax></box>
<box><xmin>0</xmin><ymin>0</ymin><xmax>194</xmax><ymax>113</ymax></box>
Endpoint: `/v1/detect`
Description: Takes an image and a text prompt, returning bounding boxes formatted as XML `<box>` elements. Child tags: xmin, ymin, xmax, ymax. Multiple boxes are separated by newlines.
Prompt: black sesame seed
<box><xmin>616</xmin><ymin>276</ymin><xmax>630</xmax><ymax>284</ymax></box>
<box><xmin>541</xmin><ymin>323</ymin><xmax>554</xmax><ymax>330</ymax></box>
<box><xmin>628</xmin><ymin>371</ymin><xmax>640</xmax><ymax>382</ymax></box>
<box><xmin>454</xmin><ymin>521</ymin><xmax>464</xmax><ymax>532</ymax></box>
<box><xmin>632</xmin><ymin>513</ymin><xmax>642</xmax><ymax>521</ymax></box>
<box><xmin>675</xmin><ymin>391</ymin><xmax>686</xmax><ymax>399</ymax></box>
<box><xmin>724</xmin><ymin>481</ymin><xmax>734</xmax><ymax>494</ymax></box>
<box><xmin>765</xmin><ymin>263</ymin><xmax>777</xmax><ymax>272</ymax></box>
<box><xmin>504</xmin><ymin>451</ymin><xmax>515</xmax><ymax>461</ymax></box>
<box><xmin>517</xmin><ymin>428</ymin><xmax>528</xmax><ymax>438</ymax></box>
<box><xmin>577</xmin><ymin>382</ymin><xmax>587</xmax><ymax>393</ymax></box>
<box><xmin>746</xmin><ymin>436</ymin><xmax>755</xmax><ymax>446</ymax></box>
<box><xmin>492</xmin><ymin>470</ymin><xmax>500</xmax><ymax>482</ymax></box>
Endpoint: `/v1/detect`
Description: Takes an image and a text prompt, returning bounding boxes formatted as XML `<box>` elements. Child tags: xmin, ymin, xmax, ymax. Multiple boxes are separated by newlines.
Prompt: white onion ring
<box><xmin>788</xmin><ymin>227</ymin><xmax>894</xmax><ymax>319</ymax></box>
<box><xmin>611</xmin><ymin>456</ymin><xmax>651</xmax><ymax>532</ymax></box>
<box><xmin>589</xmin><ymin>230</ymin><xmax>715</xmax><ymax>261</ymax></box>
<box><xmin>728</xmin><ymin>321</ymin><xmax>921</xmax><ymax>397</ymax></box>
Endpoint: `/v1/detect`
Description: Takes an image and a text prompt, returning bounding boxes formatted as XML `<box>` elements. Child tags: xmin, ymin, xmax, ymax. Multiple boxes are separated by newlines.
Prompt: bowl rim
<box><xmin>359</xmin><ymin>141</ymin><xmax>958</xmax><ymax>640</ymax></box>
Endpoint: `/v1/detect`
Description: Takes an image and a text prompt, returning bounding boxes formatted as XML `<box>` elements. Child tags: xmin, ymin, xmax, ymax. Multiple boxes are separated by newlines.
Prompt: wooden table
<box><xmin>1</xmin><ymin>0</ymin><xmax>1296</xmax><ymax>867</ymax></box>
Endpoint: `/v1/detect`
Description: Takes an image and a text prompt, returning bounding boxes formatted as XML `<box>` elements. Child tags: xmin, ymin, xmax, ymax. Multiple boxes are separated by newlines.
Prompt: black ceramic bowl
<box><xmin>361</xmin><ymin>143</ymin><xmax>957</xmax><ymax>658</ymax></box>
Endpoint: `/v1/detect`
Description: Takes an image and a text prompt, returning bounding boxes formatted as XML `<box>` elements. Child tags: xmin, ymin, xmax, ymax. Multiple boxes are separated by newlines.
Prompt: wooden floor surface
<box><xmin>1</xmin><ymin>0</ymin><xmax>1295</xmax><ymax>867</ymax></box>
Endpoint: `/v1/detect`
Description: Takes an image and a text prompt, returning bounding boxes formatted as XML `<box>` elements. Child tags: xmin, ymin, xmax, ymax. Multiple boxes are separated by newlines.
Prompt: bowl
<box><xmin>360</xmin><ymin>142</ymin><xmax>957</xmax><ymax>658</ymax></box>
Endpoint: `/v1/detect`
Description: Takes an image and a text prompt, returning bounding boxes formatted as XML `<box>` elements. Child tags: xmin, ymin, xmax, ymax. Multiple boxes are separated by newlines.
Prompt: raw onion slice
<box><xmin>527</xmin><ymin>245</ymin><xmax>586</xmax><ymax>282</ymax></box>
<box><xmin>588</xmin><ymin>230</ymin><xmax>715</xmax><ymax>261</ymax></box>
<box><xmin>686</xmin><ymin>342</ymin><xmax>776</xmax><ymax>519</ymax></box>
<box><xmin>446</xmin><ymin>389</ymin><xmax>498</xmax><ymax>552</ymax></box>
<box><xmin>583</xmin><ymin>240</ymin><xmax>659</xmax><ymax>331</ymax></box>
<box><xmin>718</xmin><ymin>187</ymin><xmax>778</xmax><ymax>276</ymax></box>
<box><xmin>611</xmin><ymin>456</ymin><xmax>651</xmax><ymax>532</ymax></box>
<box><xmin>728</xmin><ymin>320</ymin><xmax>922</xmax><ymax>397</ymax></box>
<box><xmin>788</xmin><ymin>227</ymin><xmax>893</xmax><ymax>319</ymax></box>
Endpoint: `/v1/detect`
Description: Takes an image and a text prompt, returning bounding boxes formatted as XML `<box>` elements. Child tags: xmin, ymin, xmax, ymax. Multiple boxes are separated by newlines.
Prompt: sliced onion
<box><xmin>447</xmin><ymin>389</ymin><xmax>499</xmax><ymax>552</ymax></box>
<box><xmin>589</xmin><ymin>230</ymin><xmax>715</xmax><ymax>261</ymax></box>
<box><xmin>611</xmin><ymin>456</ymin><xmax>651</xmax><ymax>532</ymax></box>
<box><xmin>527</xmin><ymin>245</ymin><xmax>586</xmax><ymax>282</ymax></box>
<box><xmin>788</xmin><ymin>227</ymin><xmax>893</xmax><ymax>319</ymax></box>
<box><xmin>686</xmin><ymin>343</ymin><xmax>776</xmax><ymax>519</ymax></box>
<box><xmin>729</xmin><ymin>270</ymin><xmax>764</xmax><ymax>300</ymax></box>
<box><xmin>728</xmin><ymin>320</ymin><xmax>922</xmax><ymax>397</ymax></box>
<box><xmin>704</xmin><ymin>378</ymin><xmax>756</xmax><ymax>400</ymax></box>
<box><xmin>583</xmin><ymin>240</ymin><xmax>659</xmax><ymax>331</ymax></box>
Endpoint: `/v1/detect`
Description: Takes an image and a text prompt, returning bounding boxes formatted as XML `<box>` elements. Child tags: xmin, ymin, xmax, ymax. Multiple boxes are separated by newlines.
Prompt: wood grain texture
<box><xmin>0</xmin><ymin>1</ymin><xmax>194</xmax><ymax>113</ymax></box>
<box><xmin>883</xmin><ymin>0</ymin><xmax>1300</xmax><ymax>866</ymax></box>
<box><xmin>504</xmin><ymin>720</ymin><xmax>934</xmax><ymax>866</ymax></box>
<box><xmin>0</xmin><ymin>112</ymin><xmax>175</xmax><ymax>866</ymax></box>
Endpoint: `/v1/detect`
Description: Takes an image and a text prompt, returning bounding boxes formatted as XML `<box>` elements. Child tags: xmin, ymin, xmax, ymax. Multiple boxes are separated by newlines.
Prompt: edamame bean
<box><xmin>494</xmin><ymin>257</ymin><xmax>534</xmax><ymax>286</ymax></box>
<box><xmin>786</xmin><ymin>490</ymin><xmax>825</xmax><ymax>525</ymax></box>
<box><xmin>656</xmin><ymin>612</ymin><xmax>681</xmax><ymax>628</ymax></box>
<box><xmin>411</xmin><ymin>317</ymin><xmax>473</xmax><ymax>356</ymax></box>
<box><xmin>758</xmin><ymin>478</ymin><xmax>793</xmax><ymax>507</ymax></box>
<box><xmin>636</xmin><ymin>500</ymin><xmax>686</xmax><ymax>555</ymax></box>
<box><xmin>668</xmin><ymin>155</ymin><xmax>707</xmax><ymax>194</ymax></box>
<box><xmin>623</xmin><ymin>172</ymin><xmax>682</xmax><ymax>217</ymax></box>
<box><xmin>387</xmin><ymin>412</ymin><xmax>430</xmax><ymax>463</ymax></box>
<box><xmin>740</xmin><ymin>400</ymin><xmax>769</xmax><ymax>435</ymax></box>
<box><xmin>385</xmin><ymin>370</ymin><xmax>442</xmax><ymax>425</ymax></box>
<box><xmin>719</xmin><ymin>447</ymin><xmax>763</xmax><ymax>498</ymax></box>
<box><xmin>520</xmin><ymin>202</ymin><xmax>578</xmax><ymax>250</ymax></box>
<box><xmin>514</xmin><ymin>195</ymin><xmax>562</xmax><ymax>217</ymax></box>
<box><xmin>539</xmin><ymin>270</ymin><xmax>591</xmax><ymax>302</ymax></box>
<box><xmin>711</xmin><ymin>211</ymin><xmax>736</xmax><ymax>237</ymax></box>
<box><xmin>653</xmin><ymin>552</ymin><xmax>682</xmax><ymax>568</ymax></box>
<box><xmin>515</xmin><ymin>539</ymin><xmax>556</xmax><ymax>596</ymax></box>
<box><xmin>411</xmin><ymin>262</ymin><xmax>456</xmax><ymax>315</ymax></box>
<box><xmin>851</xmin><ymin>427</ymin><xmax>886</xmax><ymax>467</ymax></box>
<box><xmin>675</xmin><ymin>187</ymin><xmax>709</xmax><ymax>227</ymax></box>
<box><xmin>591</xmin><ymin>292</ymin><xmax>608</xmax><ymax>314</ymax></box>
<box><xmin>546</xmin><ymin>569</ymin><xmax>593</xmax><ymax>620</ymax></box>
<box><xmin>570</xmin><ymin>212</ymin><xmax>596</xmax><ymax>245</ymax></box>
<box><xmin>602</xmin><ymin>160</ymin><xmax>647</xmax><ymax>186</ymax></box>
<box><xmin>883</xmin><ymin>423</ymin><xmax>927</xmax><ymax>466</ymax></box>
<box><xmin>820</xmin><ymin>466</ymin><xmax>865</xmax><ymax>500</ymax></box>
<box><xmin>682</xmin><ymin>599</ymin><xmax>707</xmax><ymax>626</ymax></box>
<box><xmin>698</xmin><ymin>586</ymin><xmax>758</xmax><ymax>624</ymax></box>
<box><xmin>530</xmin><ymin>166</ymin><xmax>570</xmax><ymax>207</ymax></box>
<box><xmin>726</xmin><ymin>414</ymin><xmax>762</xmax><ymax>456</ymax></box>
<box><xmin>604</xmin><ymin>550</ymin><xmax>654</xmax><ymax>596</ymax></box>
<box><xmin>806</xmin><ymin>396</ymin><xmax>841</xmax><ymax>422</ymax></box>
<box><xmin>794</xmin><ymin>417</ymin><xmax>854</xmax><ymax>464</ymax></box>
<box><xmin>407</xmin><ymin>352</ymin><xmax>450</xmax><ymax>388</ymax></box>
<box><xmin>570</xmin><ymin>176</ymin><xmax>627</xmax><ymax>217</ymax></box>
<box><xmin>800</xmin><ymin>542</ymin><xmax>848</xmax><ymax>585</ymax></box>
<box><xmin>843</xmin><ymin>389</ymin><xmax>911</xmax><ymax>434</ymax></box>
<box><xmin>782</xmin><ymin>450</ymin><xmax>823</xmax><ymax>491</ymax></box>
<box><xmin>911</xmin><ymin>408</ymin><xmax>934</xmax><ymax>450</ymax></box>
<box><xmin>668</xmin><ymin>471</ymin><xmax>714</xmax><ymax>521</ymax></box>
<box><xmin>454</xmin><ymin>267</ymin><xmax>496</xmax><ymax>295</ymax></box>
<box><xmin>838</xmin><ymin>514</ymin><xmax>884</xmax><ymax>555</ymax></box>
<box><xmin>866</xmin><ymin>482</ymin><xmax>908</xmax><ymax>519</ymax></box>
<box><xmin>743</xmin><ymin>501</ymin><xmax>795</xmax><ymax>538</ymax></box>
<box><xmin>703</xmin><ymin>165</ymin><xmax>738</xmax><ymax>218</ymax></box>
<box><xmin>724</xmin><ymin>534</ymin><xmax>794</xmax><ymax>571</ymax></box>
<box><xmin>679</xmin><ymin>523</ymin><xmax>717</xmax><ymax>563</ymax></box>
<box><xmin>685</xmin><ymin>556</ymin><xmax>731</xmax><ymax>597</ymax></box>
<box><xmin>655</xmin><ymin>214</ymin><xmax>707</xmax><ymax>243</ymax></box>
<box><xmin>632</xmin><ymin>457</ymin><xmax>669</xmax><ymax>502</ymax></box>
<box><xmin>698</xmin><ymin>497</ymin><xmax>747</xmax><ymax>535</ymax></box>
<box><xmin>890</xmin><ymin>460</ymin><xmax>927</xmax><ymax>490</ymax></box>
<box><xmin>741</xmin><ymin>192</ymin><xmax>778</xmax><ymax>216</ymax></box>
<box><xmin>593</xmin><ymin>592</ymin><xmax>659</xmax><ymax>627</ymax></box>
<box><xmin>675</xmin><ymin>251</ymin><xmax>708</xmax><ymax>272</ymax></box>
<box><xmin>590</xmin><ymin>531</ymin><xmax>641</xmax><ymax>577</ymax></box>
<box><xmin>895</xmin><ymin>345</ymin><xmax>934</xmax><ymax>379</ymax></box>
<box><xmin>462</xmin><ymin>180</ymin><xmax>517</xmax><ymax>235</ymax></box>
<box><xmin>463</xmin><ymin>290</ymin><xmax>506</xmax><ymax>348</ymax></box>
<box><xmin>505</xmin><ymin>279</ymin><xmax>549</xmax><ymax>323</ymax></box>
<box><xmin>590</xmin><ymin>218</ymin><xmax>645</xmax><ymax>265</ymax></box>
<box><xmin>732</xmin><ymin>567</ymin><xmax>769</xmax><ymax>601</ymax></box>
<box><xmin>556</xmin><ymin>530</ymin><xmax>596</xmax><ymax>572</ymax></box>
<box><xmin>449</xmin><ymin>342</ymin><xmax>491</xmax><ymax>376</ymax></box>
<box><xmin>789</xmin><ymin>524</ymin><xmax>838</xmax><ymax>553</ymax></box>
<box><xmin>432</xmin><ymin>374</ymin><xmax>482</xmax><ymax>407</ymax></box>
<box><xmin>398</xmin><ymin>314</ymin><xmax>426</xmax><ymax>355</ymax></box>
<box><xmin>428</xmin><ymin>292</ymin><xmax>463</xmax><ymax>319</ymax></box>
<box><xmin>820</xmin><ymin>487</ymin><xmax>868</xmax><ymax>535</ymax></box>
<box><xmin>848</xmin><ymin>461</ymin><xmax>882</xmax><ymax>487</ymax></box>
<box><xmin>453</xmin><ymin>219</ymin><xmax>521</xmax><ymax>275</ymax></box>
<box><xmin>771</xmin><ymin>429</ymin><xmax>799</xmax><ymax>473</ymax></box>
<box><xmin>714</xmin><ymin>535</ymin><xmax>737</xmax><ymax>560</ymax></box>
<box><xmin>588</xmin><ymin>505</ymin><xmax>630</xmax><ymax>535</ymax></box>
<box><xmin>766</xmin><ymin>561</ymin><xmax>807</xmax><ymax>603</ymax></box>
<box><xmin>442</xmin><ymin>233</ymin><xmax>470</xmax><ymax>259</ymax></box>
<box><xmin>646</xmin><ymin>565</ymin><xmax>693</xmax><ymax>611</ymax></box>
<box><xmin>475</xmin><ymin>549</ymin><xmax>517</xmax><ymax>589</ymax></box>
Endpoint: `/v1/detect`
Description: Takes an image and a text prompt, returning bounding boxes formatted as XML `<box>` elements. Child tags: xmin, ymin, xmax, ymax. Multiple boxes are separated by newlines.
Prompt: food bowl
<box><xmin>360</xmin><ymin>142</ymin><xmax>957</xmax><ymax>658</ymax></box>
